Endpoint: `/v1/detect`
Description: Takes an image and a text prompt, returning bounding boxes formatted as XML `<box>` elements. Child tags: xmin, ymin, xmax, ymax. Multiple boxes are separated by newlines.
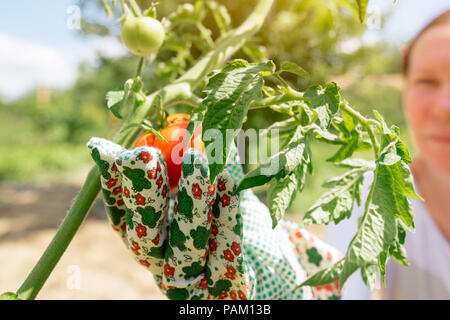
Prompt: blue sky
<box><xmin>0</xmin><ymin>1</ymin><xmax>80</xmax><ymax>47</ymax></box>
<box><xmin>0</xmin><ymin>0</ymin><xmax>449</xmax><ymax>100</ymax></box>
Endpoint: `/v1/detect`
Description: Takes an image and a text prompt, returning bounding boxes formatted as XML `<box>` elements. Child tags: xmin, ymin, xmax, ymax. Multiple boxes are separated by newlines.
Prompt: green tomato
<box><xmin>121</xmin><ymin>16</ymin><xmax>165</xmax><ymax>56</ymax></box>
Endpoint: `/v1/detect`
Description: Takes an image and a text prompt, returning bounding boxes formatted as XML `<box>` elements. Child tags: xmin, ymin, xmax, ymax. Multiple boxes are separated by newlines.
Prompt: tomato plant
<box><xmin>134</xmin><ymin>113</ymin><xmax>205</xmax><ymax>193</ymax></box>
<box><xmin>7</xmin><ymin>0</ymin><xmax>419</xmax><ymax>301</ymax></box>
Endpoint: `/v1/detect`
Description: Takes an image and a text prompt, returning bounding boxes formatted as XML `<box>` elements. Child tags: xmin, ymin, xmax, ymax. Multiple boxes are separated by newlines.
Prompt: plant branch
<box><xmin>16</xmin><ymin>167</ymin><xmax>101</xmax><ymax>300</ymax></box>
<box><xmin>14</xmin><ymin>0</ymin><xmax>275</xmax><ymax>300</ymax></box>
<box><xmin>340</xmin><ymin>101</ymin><xmax>380</xmax><ymax>158</ymax></box>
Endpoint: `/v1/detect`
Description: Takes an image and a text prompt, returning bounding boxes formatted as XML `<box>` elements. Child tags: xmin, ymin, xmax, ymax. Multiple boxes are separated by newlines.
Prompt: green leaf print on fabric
<box><xmin>165</xmin><ymin>244</ymin><xmax>174</xmax><ymax>258</ymax></box>
<box><xmin>233</xmin><ymin>213</ymin><xmax>242</xmax><ymax>236</ymax></box>
<box><xmin>190</xmin><ymin>226</ymin><xmax>209</xmax><ymax>249</ymax></box>
<box><xmin>166</xmin><ymin>288</ymin><xmax>189</xmax><ymax>300</ymax></box>
<box><xmin>126</xmin><ymin>208</ymin><xmax>134</xmax><ymax>230</ymax></box>
<box><xmin>102</xmin><ymin>188</ymin><xmax>116</xmax><ymax>205</ymax></box>
<box><xmin>195</xmin><ymin>157</ymin><xmax>209</xmax><ymax>178</ymax></box>
<box><xmin>306</xmin><ymin>247</ymin><xmax>323</xmax><ymax>267</ymax></box>
<box><xmin>182</xmin><ymin>155</ymin><xmax>195</xmax><ymax>178</ymax></box>
<box><xmin>182</xmin><ymin>150</ymin><xmax>209</xmax><ymax>178</ymax></box>
<box><xmin>148</xmin><ymin>246</ymin><xmax>165</xmax><ymax>259</ymax></box>
<box><xmin>169</xmin><ymin>219</ymin><xmax>187</xmax><ymax>251</ymax></box>
<box><xmin>212</xmin><ymin>195</ymin><xmax>221</xmax><ymax>218</ymax></box>
<box><xmin>136</xmin><ymin>206</ymin><xmax>162</xmax><ymax>228</ymax></box>
<box><xmin>177</xmin><ymin>187</ymin><xmax>194</xmax><ymax>220</ymax></box>
<box><xmin>208</xmin><ymin>279</ymin><xmax>232</xmax><ymax>297</ymax></box>
<box><xmin>91</xmin><ymin>148</ymin><xmax>111</xmax><ymax>180</ymax></box>
<box><xmin>182</xmin><ymin>261</ymin><xmax>204</xmax><ymax>279</ymax></box>
<box><xmin>106</xmin><ymin>206</ymin><xmax>125</xmax><ymax>226</ymax></box>
<box><xmin>122</xmin><ymin>166</ymin><xmax>152</xmax><ymax>192</ymax></box>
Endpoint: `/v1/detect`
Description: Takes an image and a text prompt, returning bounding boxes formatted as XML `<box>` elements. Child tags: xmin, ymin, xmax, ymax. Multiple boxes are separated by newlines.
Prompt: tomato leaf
<box><xmin>267</xmin><ymin>172</ymin><xmax>299</xmax><ymax>229</ymax></box>
<box><xmin>201</xmin><ymin>59</ymin><xmax>275</xmax><ymax>183</ymax></box>
<box><xmin>298</xmin><ymin>259</ymin><xmax>344</xmax><ymax>288</ymax></box>
<box><xmin>304</xmin><ymin>82</ymin><xmax>340</xmax><ymax>129</ymax></box>
<box><xmin>327</xmin><ymin>131</ymin><xmax>360</xmax><ymax>163</ymax></box>
<box><xmin>267</xmin><ymin>160</ymin><xmax>311</xmax><ymax>228</ymax></box>
<box><xmin>300</xmin><ymin>167</ymin><xmax>367</xmax><ymax>227</ymax></box>
<box><xmin>106</xmin><ymin>89</ymin><xmax>125</xmax><ymax>119</ymax></box>
<box><xmin>279</xmin><ymin>61</ymin><xmax>309</xmax><ymax>78</ymax></box>
<box><xmin>235</xmin><ymin>126</ymin><xmax>311</xmax><ymax>194</ymax></box>
<box><xmin>338</xmin><ymin>137</ymin><xmax>419</xmax><ymax>289</ymax></box>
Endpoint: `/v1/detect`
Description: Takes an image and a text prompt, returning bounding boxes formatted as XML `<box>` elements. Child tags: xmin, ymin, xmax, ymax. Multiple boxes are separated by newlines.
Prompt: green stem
<box><xmin>17</xmin><ymin>167</ymin><xmax>101</xmax><ymax>300</ymax></box>
<box><xmin>340</xmin><ymin>101</ymin><xmax>380</xmax><ymax>158</ymax></box>
<box><xmin>249</xmin><ymin>88</ymin><xmax>304</xmax><ymax>110</ymax></box>
<box><xmin>14</xmin><ymin>0</ymin><xmax>274</xmax><ymax>300</ymax></box>
<box><xmin>135</xmin><ymin>56</ymin><xmax>145</xmax><ymax>78</ymax></box>
<box><xmin>101</xmin><ymin>0</ymin><xmax>112</xmax><ymax>17</ymax></box>
<box><xmin>273</xmin><ymin>74</ymin><xmax>290</xmax><ymax>88</ymax></box>
<box><xmin>128</xmin><ymin>0</ymin><xmax>142</xmax><ymax>17</ymax></box>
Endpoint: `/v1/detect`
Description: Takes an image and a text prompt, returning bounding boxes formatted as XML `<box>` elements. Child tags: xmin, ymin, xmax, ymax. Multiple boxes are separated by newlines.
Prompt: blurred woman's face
<box><xmin>404</xmin><ymin>24</ymin><xmax>450</xmax><ymax>174</ymax></box>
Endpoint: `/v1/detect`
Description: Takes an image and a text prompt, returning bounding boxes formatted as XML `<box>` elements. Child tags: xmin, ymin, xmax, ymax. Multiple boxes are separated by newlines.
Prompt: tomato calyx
<box><xmin>134</xmin><ymin>113</ymin><xmax>205</xmax><ymax>194</ymax></box>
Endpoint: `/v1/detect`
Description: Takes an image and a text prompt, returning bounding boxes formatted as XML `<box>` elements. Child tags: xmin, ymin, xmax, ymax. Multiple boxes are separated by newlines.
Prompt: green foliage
<box><xmin>201</xmin><ymin>59</ymin><xmax>275</xmax><ymax>182</ymax></box>
<box><xmin>1</xmin><ymin>0</ymin><xmax>416</xmax><ymax>296</ymax></box>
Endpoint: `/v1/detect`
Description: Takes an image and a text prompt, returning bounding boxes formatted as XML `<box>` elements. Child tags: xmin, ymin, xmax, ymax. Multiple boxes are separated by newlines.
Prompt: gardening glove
<box><xmin>87</xmin><ymin>137</ymin><xmax>253</xmax><ymax>300</ymax></box>
<box><xmin>222</xmin><ymin>143</ymin><xmax>344</xmax><ymax>300</ymax></box>
<box><xmin>88</xmin><ymin>137</ymin><xmax>343</xmax><ymax>300</ymax></box>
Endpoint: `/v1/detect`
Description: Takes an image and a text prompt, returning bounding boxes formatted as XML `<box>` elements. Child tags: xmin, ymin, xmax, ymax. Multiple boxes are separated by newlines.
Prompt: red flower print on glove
<box><xmin>136</xmin><ymin>224</ymin><xmax>147</xmax><ymax>238</ymax></box>
<box><xmin>139</xmin><ymin>260</ymin><xmax>150</xmax><ymax>267</ymax></box>
<box><xmin>131</xmin><ymin>241</ymin><xmax>140</xmax><ymax>255</ymax></box>
<box><xmin>164</xmin><ymin>264</ymin><xmax>175</xmax><ymax>277</ymax></box>
<box><xmin>135</xmin><ymin>193</ymin><xmax>146</xmax><ymax>206</ymax></box>
<box><xmin>211</xmin><ymin>224</ymin><xmax>218</xmax><ymax>236</ymax></box>
<box><xmin>156</xmin><ymin>176</ymin><xmax>163</xmax><ymax>189</ymax></box>
<box><xmin>209</xmin><ymin>239</ymin><xmax>217</xmax><ymax>252</ymax></box>
<box><xmin>238</xmin><ymin>290</ymin><xmax>247</xmax><ymax>300</ymax></box>
<box><xmin>192</xmin><ymin>183</ymin><xmax>202</xmax><ymax>199</ymax></box>
<box><xmin>112</xmin><ymin>186</ymin><xmax>122</xmax><ymax>195</ymax></box>
<box><xmin>220</xmin><ymin>194</ymin><xmax>230</xmax><ymax>207</ymax></box>
<box><xmin>231</xmin><ymin>242</ymin><xmax>241</xmax><ymax>256</ymax></box>
<box><xmin>217</xmin><ymin>179</ymin><xmax>226</xmax><ymax>192</ymax></box>
<box><xmin>106</xmin><ymin>178</ymin><xmax>118</xmax><ymax>188</ymax></box>
<box><xmin>223</xmin><ymin>249</ymin><xmax>234</xmax><ymax>262</ymax></box>
<box><xmin>139</xmin><ymin>151</ymin><xmax>153</xmax><ymax>163</ymax></box>
<box><xmin>147</xmin><ymin>168</ymin><xmax>157</xmax><ymax>179</ymax></box>
<box><xmin>219</xmin><ymin>292</ymin><xmax>228</xmax><ymax>300</ymax></box>
<box><xmin>152</xmin><ymin>234</ymin><xmax>160</xmax><ymax>245</ymax></box>
<box><xmin>200</xmin><ymin>276</ymin><xmax>208</xmax><ymax>290</ymax></box>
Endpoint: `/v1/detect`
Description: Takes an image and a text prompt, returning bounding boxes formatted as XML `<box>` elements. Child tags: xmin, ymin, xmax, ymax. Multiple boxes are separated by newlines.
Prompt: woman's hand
<box><xmin>88</xmin><ymin>137</ymin><xmax>251</xmax><ymax>300</ymax></box>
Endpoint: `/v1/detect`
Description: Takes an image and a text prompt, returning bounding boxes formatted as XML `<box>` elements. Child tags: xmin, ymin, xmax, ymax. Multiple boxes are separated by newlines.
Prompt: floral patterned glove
<box><xmin>88</xmin><ymin>137</ymin><xmax>343</xmax><ymax>300</ymax></box>
<box><xmin>88</xmin><ymin>137</ymin><xmax>252</xmax><ymax>300</ymax></box>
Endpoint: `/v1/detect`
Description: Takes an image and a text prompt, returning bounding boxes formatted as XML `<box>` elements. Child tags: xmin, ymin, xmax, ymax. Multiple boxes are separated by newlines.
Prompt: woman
<box><xmin>327</xmin><ymin>10</ymin><xmax>450</xmax><ymax>299</ymax></box>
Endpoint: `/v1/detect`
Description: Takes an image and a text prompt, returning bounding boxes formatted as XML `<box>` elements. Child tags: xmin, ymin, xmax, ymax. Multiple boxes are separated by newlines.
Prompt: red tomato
<box><xmin>134</xmin><ymin>113</ymin><xmax>205</xmax><ymax>193</ymax></box>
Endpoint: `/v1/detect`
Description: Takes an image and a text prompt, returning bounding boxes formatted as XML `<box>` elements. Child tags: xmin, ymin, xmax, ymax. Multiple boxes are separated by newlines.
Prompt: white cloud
<box><xmin>0</xmin><ymin>32</ymin><xmax>78</xmax><ymax>100</ymax></box>
<box><xmin>63</xmin><ymin>35</ymin><xmax>128</xmax><ymax>66</ymax></box>
<box><xmin>0</xmin><ymin>33</ymin><xmax>127</xmax><ymax>101</ymax></box>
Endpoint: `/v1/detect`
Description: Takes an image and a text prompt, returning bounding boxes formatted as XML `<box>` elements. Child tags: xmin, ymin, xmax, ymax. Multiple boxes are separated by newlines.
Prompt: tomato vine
<box><xmin>2</xmin><ymin>0</ymin><xmax>419</xmax><ymax>300</ymax></box>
